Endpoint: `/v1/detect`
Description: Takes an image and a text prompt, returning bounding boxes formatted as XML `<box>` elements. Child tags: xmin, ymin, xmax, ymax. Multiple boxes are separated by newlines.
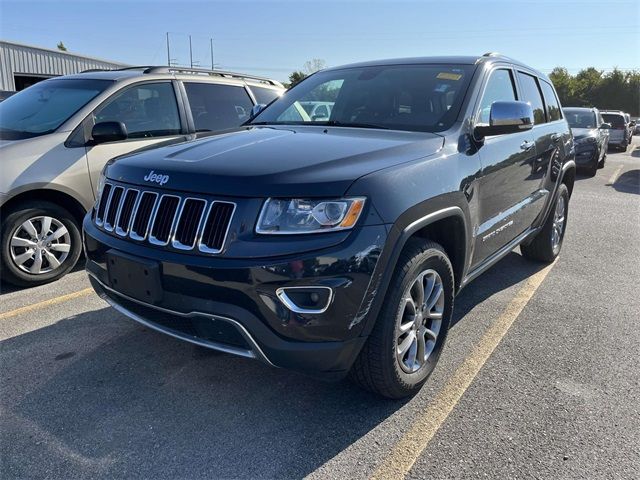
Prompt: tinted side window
<box><xmin>478</xmin><ymin>69</ymin><xmax>517</xmax><ymax>124</ymax></box>
<box><xmin>250</xmin><ymin>86</ymin><xmax>281</xmax><ymax>105</ymax></box>
<box><xmin>517</xmin><ymin>72</ymin><xmax>546</xmax><ymax>125</ymax></box>
<box><xmin>540</xmin><ymin>80</ymin><xmax>562</xmax><ymax>121</ymax></box>
<box><xmin>93</xmin><ymin>82</ymin><xmax>180</xmax><ymax>138</ymax></box>
<box><xmin>185</xmin><ymin>83</ymin><xmax>253</xmax><ymax>132</ymax></box>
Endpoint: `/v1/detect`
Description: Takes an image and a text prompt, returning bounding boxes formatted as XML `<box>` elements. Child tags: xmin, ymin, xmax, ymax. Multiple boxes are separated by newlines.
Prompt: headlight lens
<box><xmin>256</xmin><ymin>197</ymin><xmax>366</xmax><ymax>234</ymax></box>
<box><xmin>96</xmin><ymin>169</ymin><xmax>107</xmax><ymax>206</ymax></box>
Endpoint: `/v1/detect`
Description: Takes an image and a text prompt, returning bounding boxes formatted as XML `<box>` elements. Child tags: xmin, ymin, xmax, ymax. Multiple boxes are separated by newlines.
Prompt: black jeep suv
<box><xmin>84</xmin><ymin>54</ymin><xmax>575</xmax><ymax>398</ymax></box>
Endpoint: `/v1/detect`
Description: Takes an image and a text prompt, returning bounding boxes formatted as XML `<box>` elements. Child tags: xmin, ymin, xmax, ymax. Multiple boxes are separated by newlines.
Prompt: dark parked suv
<box><xmin>84</xmin><ymin>53</ymin><xmax>576</xmax><ymax>398</ymax></box>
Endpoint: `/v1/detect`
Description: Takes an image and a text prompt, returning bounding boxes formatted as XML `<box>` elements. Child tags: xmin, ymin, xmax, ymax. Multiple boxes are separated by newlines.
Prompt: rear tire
<box><xmin>521</xmin><ymin>183</ymin><xmax>569</xmax><ymax>263</ymax></box>
<box><xmin>585</xmin><ymin>161</ymin><xmax>598</xmax><ymax>177</ymax></box>
<box><xmin>1</xmin><ymin>201</ymin><xmax>82</xmax><ymax>287</ymax></box>
<box><xmin>350</xmin><ymin>239</ymin><xmax>454</xmax><ymax>399</ymax></box>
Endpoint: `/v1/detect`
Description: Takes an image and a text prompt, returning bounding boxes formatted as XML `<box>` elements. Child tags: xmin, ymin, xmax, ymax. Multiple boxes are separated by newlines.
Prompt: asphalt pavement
<box><xmin>1</xmin><ymin>138</ymin><xmax>639</xmax><ymax>479</ymax></box>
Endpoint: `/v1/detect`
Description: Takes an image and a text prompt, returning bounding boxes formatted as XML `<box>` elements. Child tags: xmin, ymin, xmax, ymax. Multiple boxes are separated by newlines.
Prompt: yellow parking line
<box><xmin>0</xmin><ymin>288</ymin><xmax>94</xmax><ymax>321</ymax></box>
<box><xmin>608</xmin><ymin>165</ymin><xmax>623</xmax><ymax>185</ymax></box>
<box><xmin>371</xmin><ymin>260</ymin><xmax>556</xmax><ymax>480</ymax></box>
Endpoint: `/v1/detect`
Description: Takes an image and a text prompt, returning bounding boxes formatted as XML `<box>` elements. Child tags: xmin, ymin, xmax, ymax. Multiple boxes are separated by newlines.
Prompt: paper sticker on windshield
<box><xmin>437</xmin><ymin>72</ymin><xmax>462</xmax><ymax>81</ymax></box>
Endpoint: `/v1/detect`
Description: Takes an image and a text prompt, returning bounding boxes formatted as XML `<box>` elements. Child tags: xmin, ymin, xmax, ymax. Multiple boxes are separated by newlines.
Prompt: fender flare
<box><xmin>355</xmin><ymin>200</ymin><xmax>470</xmax><ymax>338</ymax></box>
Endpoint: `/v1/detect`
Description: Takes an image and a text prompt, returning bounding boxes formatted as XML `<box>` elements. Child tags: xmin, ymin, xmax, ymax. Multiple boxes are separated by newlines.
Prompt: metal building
<box><xmin>0</xmin><ymin>40</ymin><xmax>127</xmax><ymax>92</ymax></box>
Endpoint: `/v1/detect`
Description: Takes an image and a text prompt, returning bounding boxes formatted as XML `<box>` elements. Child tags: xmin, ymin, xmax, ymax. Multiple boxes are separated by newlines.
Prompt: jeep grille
<box><xmin>95</xmin><ymin>182</ymin><xmax>235</xmax><ymax>254</ymax></box>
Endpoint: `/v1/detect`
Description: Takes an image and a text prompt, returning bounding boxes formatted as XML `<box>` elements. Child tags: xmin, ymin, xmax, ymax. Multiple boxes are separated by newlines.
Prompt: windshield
<box><xmin>0</xmin><ymin>78</ymin><xmax>112</xmax><ymax>140</ymax></box>
<box><xmin>564</xmin><ymin>109</ymin><xmax>596</xmax><ymax>129</ymax></box>
<box><xmin>251</xmin><ymin>64</ymin><xmax>474</xmax><ymax>133</ymax></box>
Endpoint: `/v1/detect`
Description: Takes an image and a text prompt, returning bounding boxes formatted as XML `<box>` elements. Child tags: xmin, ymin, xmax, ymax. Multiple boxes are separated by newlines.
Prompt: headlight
<box><xmin>256</xmin><ymin>197</ymin><xmax>366</xmax><ymax>234</ymax></box>
<box><xmin>96</xmin><ymin>169</ymin><xmax>107</xmax><ymax>206</ymax></box>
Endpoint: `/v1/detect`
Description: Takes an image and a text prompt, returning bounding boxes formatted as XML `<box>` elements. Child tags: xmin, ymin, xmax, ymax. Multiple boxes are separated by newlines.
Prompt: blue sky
<box><xmin>1</xmin><ymin>0</ymin><xmax>638</xmax><ymax>81</ymax></box>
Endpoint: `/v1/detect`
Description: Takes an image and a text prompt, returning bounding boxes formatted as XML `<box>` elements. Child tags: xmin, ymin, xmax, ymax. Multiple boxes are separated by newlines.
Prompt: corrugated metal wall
<box><xmin>0</xmin><ymin>40</ymin><xmax>127</xmax><ymax>91</ymax></box>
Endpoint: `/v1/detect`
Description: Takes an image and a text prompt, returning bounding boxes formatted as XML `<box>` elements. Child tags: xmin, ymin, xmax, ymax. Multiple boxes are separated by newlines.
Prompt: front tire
<box><xmin>350</xmin><ymin>239</ymin><xmax>454</xmax><ymax>399</ymax></box>
<box><xmin>521</xmin><ymin>183</ymin><xmax>569</xmax><ymax>263</ymax></box>
<box><xmin>1</xmin><ymin>201</ymin><xmax>82</xmax><ymax>287</ymax></box>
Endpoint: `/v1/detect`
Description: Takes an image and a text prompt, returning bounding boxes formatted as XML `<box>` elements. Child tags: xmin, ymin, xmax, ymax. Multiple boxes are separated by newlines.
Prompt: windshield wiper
<box><xmin>323</xmin><ymin>120</ymin><xmax>389</xmax><ymax>130</ymax></box>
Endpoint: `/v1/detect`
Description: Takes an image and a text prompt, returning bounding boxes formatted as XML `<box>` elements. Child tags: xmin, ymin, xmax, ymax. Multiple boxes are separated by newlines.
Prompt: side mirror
<box><xmin>249</xmin><ymin>103</ymin><xmax>266</xmax><ymax>120</ymax></box>
<box><xmin>475</xmin><ymin>101</ymin><xmax>534</xmax><ymax>139</ymax></box>
<box><xmin>92</xmin><ymin>121</ymin><xmax>127</xmax><ymax>144</ymax></box>
<box><xmin>600</xmin><ymin>123</ymin><xmax>611</xmax><ymax>130</ymax></box>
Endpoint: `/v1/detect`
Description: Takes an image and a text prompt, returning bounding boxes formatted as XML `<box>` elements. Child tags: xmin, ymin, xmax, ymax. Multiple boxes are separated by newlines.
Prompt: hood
<box><xmin>105</xmin><ymin>126</ymin><xmax>443</xmax><ymax>197</ymax></box>
<box><xmin>571</xmin><ymin>127</ymin><xmax>597</xmax><ymax>140</ymax></box>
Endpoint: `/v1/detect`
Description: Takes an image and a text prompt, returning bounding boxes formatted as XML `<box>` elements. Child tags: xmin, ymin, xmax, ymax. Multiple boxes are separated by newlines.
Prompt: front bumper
<box><xmin>574</xmin><ymin>142</ymin><xmax>598</xmax><ymax>166</ymax></box>
<box><xmin>84</xmin><ymin>215</ymin><xmax>386</xmax><ymax>378</ymax></box>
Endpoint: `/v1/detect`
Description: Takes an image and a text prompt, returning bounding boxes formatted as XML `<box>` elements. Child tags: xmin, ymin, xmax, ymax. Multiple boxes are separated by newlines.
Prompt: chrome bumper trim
<box><xmin>88</xmin><ymin>272</ymin><xmax>276</xmax><ymax>367</ymax></box>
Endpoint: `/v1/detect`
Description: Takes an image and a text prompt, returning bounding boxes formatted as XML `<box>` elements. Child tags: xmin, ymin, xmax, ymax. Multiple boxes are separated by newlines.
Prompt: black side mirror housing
<box><xmin>600</xmin><ymin>123</ymin><xmax>611</xmax><ymax>130</ymax></box>
<box><xmin>475</xmin><ymin>101</ymin><xmax>534</xmax><ymax>139</ymax></box>
<box><xmin>92</xmin><ymin>121</ymin><xmax>128</xmax><ymax>144</ymax></box>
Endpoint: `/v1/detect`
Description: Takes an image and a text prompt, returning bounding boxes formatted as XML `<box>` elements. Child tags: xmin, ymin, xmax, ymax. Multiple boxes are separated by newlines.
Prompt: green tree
<box><xmin>57</xmin><ymin>41</ymin><xmax>67</xmax><ymax>51</ymax></box>
<box><xmin>286</xmin><ymin>59</ymin><xmax>327</xmax><ymax>89</ymax></box>
<box><xmin>549</xmin><ymin>67</ymin><xmax>639</xmax><ymax>116</ymax></box>
<box><xmin>288</xmin><ymin>71</ymin><xmax>307</xmax><ymax>88</ymax></box>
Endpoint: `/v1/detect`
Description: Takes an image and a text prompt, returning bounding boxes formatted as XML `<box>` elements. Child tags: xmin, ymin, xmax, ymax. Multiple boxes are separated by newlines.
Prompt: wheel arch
<box><xmin>0</xmin><ymin>187</ymin><xmax>88</xmax><ymax>227</ymax></box>
<box><xmin>357</xmin><ymin>199</ymin><xmax>471</xmax><ymax>339</ymax></box>
<box><xmin>561</xmin><ymin>161</ymin><xmax>576</xmax><ymax>197</ymax></box>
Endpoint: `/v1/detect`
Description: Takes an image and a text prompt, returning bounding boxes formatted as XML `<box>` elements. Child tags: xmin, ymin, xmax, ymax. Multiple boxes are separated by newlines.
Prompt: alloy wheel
<box><xmin>396</xmin><ymin>269</ymin><xmax>445</xmax><ymax>373</ymax></box>
<box><xmin>551</xmin><ymin>195</ymin><xmax>566</xmax><ymax>254</ymax></box>
<box><xmin>9</xmin><ymin>216</ymin><xmax>71</xmax><ymax>274</ymax></box>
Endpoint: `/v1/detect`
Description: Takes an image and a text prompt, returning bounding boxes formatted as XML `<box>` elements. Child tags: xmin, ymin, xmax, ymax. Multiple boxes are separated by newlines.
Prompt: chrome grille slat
<box><xmin>115</xmin><ymin>189</ymin><xmax>139</xmax><ymax>236</ymax></box>
<box><xmin>104</xmin><ymin>186</ymin><xmax>124</xmax><ymax>231</ymax></box>
<box><xmin>130</xmin><ymin>191</ymin><xmax>158</xmax><ymax>241</ymax></box>
<box><xmin>149</xmin><ymin>195</ymin><xmax>181</xmax><ymax>246</ymax></box>
<box><xmin>95</xmin><ymin>183</ymin><xmax>113</xmax><ymax>226</ymax></box>
<box><xmin>199</xmin><ymin>201</ymin><xmax>236</xmax><ymax>254</ymax></box>
<box><xmin>172</xmin><ymin>198</ymin><xmax>207</xmax><ymax>250</ymax></box>
<box><xmin>94</xmin><ymin>183</ymin><xmax>234</xmax><ymax>254</ymax></box>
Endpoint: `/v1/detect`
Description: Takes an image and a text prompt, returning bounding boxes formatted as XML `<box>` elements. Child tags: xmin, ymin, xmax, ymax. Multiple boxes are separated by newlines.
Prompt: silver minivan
<box><xmin>600</xmin><ymin>111</ymin><xmax>631</xmax><ymax>151</ymax></box>
<box><xmin>0</xmin><ymin>67</ymin><xmax>284</xmax><ymax>286</ymax></box>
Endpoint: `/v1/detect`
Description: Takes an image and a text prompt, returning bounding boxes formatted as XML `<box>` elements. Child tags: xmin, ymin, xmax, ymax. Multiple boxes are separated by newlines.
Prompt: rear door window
<box><xmin>602</xmin><ymin>114</ymin><xmax>625</xmax><ymax>127</ymax></box>
<box><xmin>184</xmin><ymin>83</ymin><xmax>254</xmax><ymax>131</ymax></box>
<box><xmin>93</xmin><ymin>82</ymin><xmax>181</xmax><ymax>138</ymax></box>
<box><xmin>249</xmin><ymin>86</ymin><xmax>281</xmax><ymax>105</ymax></box>
<box><xmin>540</xmin><ymin>80</ymin><xmax>562</xmax><ymax>122</ymax></box>
<box><xmin>516</xmin><ymin>72</ymin><xmax>546</xmax><ymax>125</ymax></box>
<box><xmin>477</xmin><ymin>69</ymin><xmax>517</xmax><ymax>124</ymax></box>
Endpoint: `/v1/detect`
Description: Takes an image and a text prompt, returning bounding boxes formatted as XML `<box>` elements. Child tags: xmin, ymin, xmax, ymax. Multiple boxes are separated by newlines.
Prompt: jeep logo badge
<box><xmin>144</xmin><ymin>170</ymin><xmax>169</xmax><ymax>186</ymax></box>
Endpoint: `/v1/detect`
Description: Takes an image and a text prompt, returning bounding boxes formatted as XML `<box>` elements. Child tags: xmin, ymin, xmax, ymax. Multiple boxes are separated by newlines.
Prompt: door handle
<box><xmin>520</xmin><ymin>141</ymin><xmax>535</xmax><ymax>151</ymax></box>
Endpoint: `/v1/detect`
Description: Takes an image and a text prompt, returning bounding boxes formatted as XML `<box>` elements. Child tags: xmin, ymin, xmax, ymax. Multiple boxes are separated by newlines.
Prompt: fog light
<box><xmin>276</xmin><ymin>286</ymin><xmax>333</xmax><ymax>314</ymax></box>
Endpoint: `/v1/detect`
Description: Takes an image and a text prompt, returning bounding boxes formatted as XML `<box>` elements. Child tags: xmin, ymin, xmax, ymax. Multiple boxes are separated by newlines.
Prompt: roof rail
<box><xmin>126</xmin><ymin>65</ymin><xmax>283</xmax><ymax>87</ymax></box>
